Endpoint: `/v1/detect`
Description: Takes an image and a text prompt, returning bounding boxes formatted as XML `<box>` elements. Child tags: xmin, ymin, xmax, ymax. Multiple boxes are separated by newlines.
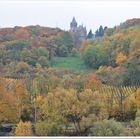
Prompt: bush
<box><xmin>35</xmin><ymin>121</ymin><xmax>48</xmax><ymax>136</ymax></box>
<box><xmin>35</xmin><ymin>120</ymin><xmax>64</xmax><ymax>136</ymax></box>
<box><xmin>16</xmin><ymin>61</ymin><xmax>31</xmax><ymax>73</ymax></box>
<box><xmin>71</xmin><ymin>48</ymin><xmax>79</xmax><ymax>57</ymax></box>
<box><xmin>57</xmin><ymin>45</ymin><xmax>69</xmax><ymax>57</ymax></box>
<box><xmin>38</xmin><ymin>56</ymin><xmax>49</xmax><ymax>68</ymax></box>
<box><xmin>15</xmin><ymin>120</ymin><xmax>33</xmax><ymax>136</ymax></box>
<box><xmin>90</xmin><ymin>119</ymin><xmax>123</xmax><ymax>136</ymax></box>
<box><xmin>133</xmin><ymin>111</ymin><xmax>140</xmax><ymax>136</ymax></box>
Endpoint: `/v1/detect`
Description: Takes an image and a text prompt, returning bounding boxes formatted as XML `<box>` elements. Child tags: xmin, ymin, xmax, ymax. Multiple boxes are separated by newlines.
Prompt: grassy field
<box><xmin>52</xmin><ymin>56</ymin><xmax>94</xmax><ymax>74</ymax></box>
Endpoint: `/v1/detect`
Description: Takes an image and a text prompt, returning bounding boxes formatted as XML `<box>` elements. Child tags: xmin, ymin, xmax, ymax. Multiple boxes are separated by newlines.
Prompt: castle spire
<box><xmin>70</xmin><ymin>17</ymin><xmax>77</xmax><ymax>30</ymax></box>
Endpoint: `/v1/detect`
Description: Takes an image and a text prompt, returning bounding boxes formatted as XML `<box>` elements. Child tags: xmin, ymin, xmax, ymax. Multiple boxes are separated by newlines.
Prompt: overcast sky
<box><xmin>0</xmin><ymin>0</ymin><xmax>140</xmax><ymax>32</ymax></box>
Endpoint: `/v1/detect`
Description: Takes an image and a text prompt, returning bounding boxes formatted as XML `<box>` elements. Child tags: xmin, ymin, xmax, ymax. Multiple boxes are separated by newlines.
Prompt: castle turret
<box><xmin>70</xmin><ymin>17</ymin><xmax>87</xmax><ymax>44</ymax></box>
<box><xmin>70</xmin><ymin>17</ymin><xmax>77</xmax><ymax>32</ymax></box>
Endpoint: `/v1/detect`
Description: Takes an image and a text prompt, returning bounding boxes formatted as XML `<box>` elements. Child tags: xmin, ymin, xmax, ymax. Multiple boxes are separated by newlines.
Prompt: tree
<box><xmin>135</xmin><ymin>88</ymin><xmax>140</xmax><ymax>110</ymax></box>
<box><xmin>10</xmin><ymin>40</ymin><xmax>31</xmax><ymax>51</ymax></box>
<box><xmin>132</xmin><ymin>111</ymin><xmax>140</xmax><ymax>136</ymax></box>
<box><xmin>15</xmin><ymin>120</ymin><xmax>33</xmax><ymax>136</ymax></box>
<box><xmin>79</xmin><ymin>40</ymin><xmax>88</xmax><ymax>53</ymax></box>
<box><xmin>43</xmin><ymin>37</ymin><xmax>56</xmax><ymax>63</ymax></box>
<box><xmin>116</xmin><ymin>52</ymin><xmax>127</xmax><ymax>65</ymax></box>
<box><xmin>57</xmin><ymin>45</ymin><xmax>69</xmax><ymax>57</ymax></box>
<box><xmin>16</xmin><ymin>61</ymin><xmax>31</xmax><ymax>73</ymax></box>
<box><xmin>0</xmin><ymin>78</ymin><xmax>18</xmax><ymax>123</ymax></box>
<box><xmin>95</xmin><ymin>26</ymin><xmax>106</xmax><ymax>37</ymax></box>
<box><xmin>86</xmin><ymin>73</ymin><xmax>102</xmax><ymax>91</ymax></box>
<box><xmin>82</xmin><ymin>44</ymin><xmax>109</xmax><ymax>69</ymax></box>
<box><xmin>56</xmin><ymin>31</ymin><xmax>74</xmax><ymax>53</ymax></box>
<box><xmin>95</xmin><ymin>29</ymin><xmax>99</xmax><ymax>37</ymax></box>
<box><xmin>71</xmin><ymin>48</ymin><xmax>79</xmax><ymax>57</ymax></box>
<box><xmin>105</xmin><ymin>28</ymin><xmax>114</xmax><ymax>36</ymax></box>
<box><xmin>87</xmin><ymin>30</ymin><xmax>93</xmax><ymax>39</ymax></box>
<box><xmin>98</xmin><ymin>25</ymin><xmax>104</xmax><ymax>36</ymax></box>
<box><xmin>40</xmin><ymin>87</ymin><xmax>108</xmax><ymax>136</ymax></box>
<box><xmin>38</xmin><ymin>56</ymin><xmax>49</xmax><ymax>68</ymax></box>
<box><xmin>122</xmin><ymin>62</ymin><xmax>140</xmax><ymax>86</ymax></box>
<box><xmin>32</xmin><ymin>47</ymin><xmax>48</xmax><ymax>58</ymax></box>
<box><xmin>15</xmin><ymin>28</ymin><xmax>31</xmax><ymax>40</ymax></box>
<box><xmin>15</xmin><ymin>82</ymin><xmax>28</xmax><ymax>119</ymax></box>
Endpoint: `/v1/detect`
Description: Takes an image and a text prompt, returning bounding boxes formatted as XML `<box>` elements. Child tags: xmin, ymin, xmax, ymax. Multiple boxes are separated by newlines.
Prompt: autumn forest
<box><xmin>0</xmin><ymin>17</ymin><xmax>140</xmax><ymax>136</ymax></box>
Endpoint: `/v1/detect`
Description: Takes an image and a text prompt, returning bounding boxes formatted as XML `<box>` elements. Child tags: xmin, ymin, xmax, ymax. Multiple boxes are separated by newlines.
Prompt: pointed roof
<box><xmin>70</xmin><ymin>17</ymin><xmax>77</xmax><ymax>27</ymax></box>
<box><xmin>72</xmin><ymin>17</ymin><xmax>76</xmax><ymax>23</ymax></box>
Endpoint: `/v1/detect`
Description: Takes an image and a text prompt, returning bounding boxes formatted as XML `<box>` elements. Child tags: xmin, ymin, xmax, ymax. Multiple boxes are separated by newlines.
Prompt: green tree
<box><xmin>57</xmin><ymin>45</ymin><xmax>69</xmax><ymax>57</ymax></box>
<box><xmin>99</xmin><ymin>25</ymin><xmax>104</xmax><ymax>36</ymax></box>
<box><xmin>87</xmin><ymin>30</ymin><xmax>93</xmax><ymax>39</ymax></box>
<box><xmin>71</xmin><ymin>48</ymin><xmax>79</xmax><ymax>57</ymax></box>
<box><xmin>38</xmin><ymin>56</ymin><xmax>49</xmax><ymax>68</ymax></box>
<box><xmin>82</xmin><ymin>44</ymin><xmax>109</xmax><ymax>69</ymax></box>
<box><xmin>56</xmin><ymin>31</ymin><xmax>74</xmax><ymax>55</ymax></box>
<box><xmin>122</xmin><ymin>62</ymin><xmax>140</xmax><ymax>86</ymax></box>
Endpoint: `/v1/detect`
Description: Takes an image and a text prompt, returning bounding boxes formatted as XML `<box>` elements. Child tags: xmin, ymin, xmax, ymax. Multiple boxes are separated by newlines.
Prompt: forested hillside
<box><xmin>0</xmin><ymin>19</ymin><xmax>140</xmax><ymax>136</ymax></box>
<box><xmin>82</xmin><ymin>19</ymin><xmax>140</xmax><ymax>86</ymax></box>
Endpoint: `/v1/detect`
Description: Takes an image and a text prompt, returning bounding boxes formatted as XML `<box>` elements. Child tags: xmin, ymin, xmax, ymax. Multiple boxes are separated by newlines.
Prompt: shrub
<box><xmin>71</xmin><ymin>48</ymin><xmax>79</xmax><ymax>57</ymax></box>
<box><xmin>38</xmin><ymin>56</ymin><xmax>49</xmax><ymax>68</ymax></box>
<box><xmin>15</xmin><ymin>120</ymin><xmax>33</xmax><ymax>136</ymax></box>
<box><xmin>90</xmin><ymin>119</ymin><xmax>123</xmax><ymax>136</ymax></box>
<box><xmin>133</xmin><ymin>111</ymin><xmax>140</xmax><ymax>136</ymax></box>
<box><xmin>35</xmin><ymin>121</ymin><xmax>48</xmax><ymax>136</ymax></box>
<box><xmin>35</xmin><ymin>120</ymin><xmax>64</xmax><ymax>136</ymax></box>
<box><xmin>57</xmin><ymin>45</ymin><xmax>69</xmax><ymax>57</ymax></box>
<box><xmin>16</xmin><ymin>61</ymin><xmax>31</xmax><ymax>73</ymax></box>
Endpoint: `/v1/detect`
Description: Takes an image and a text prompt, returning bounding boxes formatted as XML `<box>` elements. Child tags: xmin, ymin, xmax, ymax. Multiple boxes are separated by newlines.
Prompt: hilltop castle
<box><xmin>70</xmin><ymin>17</ymin><xmax>87</xmax><ymax>40</ymax></box>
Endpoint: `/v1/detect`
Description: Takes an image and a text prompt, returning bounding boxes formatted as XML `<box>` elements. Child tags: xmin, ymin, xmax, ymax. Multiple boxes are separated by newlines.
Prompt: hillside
<box><xmin>1</xmin><ymin>19</ymin><xmax>140</xmax><ymax>136</ymax></box>
<box><xmin>81</xmin><ymin>19</ymin><xmax>140</xmax><ymax>86</ymax></box>
<box><xmin>0</xmin><ymin>25</ymin><xmax>76</xmax><ymax>78</ymax></box>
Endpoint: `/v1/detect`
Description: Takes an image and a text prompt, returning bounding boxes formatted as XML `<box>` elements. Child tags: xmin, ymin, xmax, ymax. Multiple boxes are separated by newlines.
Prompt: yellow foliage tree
<box><xmin>116</xmin><ymin>52</ymin><xmax>127</xmax><ymax>65</ymax></box>
<box><xmin>41</xmin><ymin>87</ymin><xmax>108</xmax><ymax>135</ymax></box>
<box><xmin>15</xmin><ymin>120</ymin><xmax>33</xmax><ymax>136</ymax></box>
<box><xmin>15</xmin><ymin>82</ymin><xmax>27</xmax><ymax>119</ymax></box>
<box><xmin>0</xmin><ymin>78</ymin><xmax>18</xmax><ymax>122</ymax></box>
<box><xmin>135</xmin><ymin>88</ymin><xmax>140</xmax><ymax>110</ymax></box>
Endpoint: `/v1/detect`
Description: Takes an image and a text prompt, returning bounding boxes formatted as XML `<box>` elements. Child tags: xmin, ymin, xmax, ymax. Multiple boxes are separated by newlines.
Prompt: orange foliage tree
<box><xmin>135</xmin><ymin>88</ymin><xmax>140</xmax><ymax>111</ymax></box>
<box><xmin>86</xmin><ymin>73</ymin><xmax>102</xmax><ymax>91</ymax></box>
<box><xmin>15</xmin><ymin>28</ymin><xmax>31</xmax><ymax>40</ymax></box>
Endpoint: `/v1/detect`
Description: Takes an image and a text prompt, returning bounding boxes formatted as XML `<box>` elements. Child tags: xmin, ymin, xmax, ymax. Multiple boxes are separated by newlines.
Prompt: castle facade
<box><xmin>70</xmin><ymin>17</ymin><xmax>87</xmax><ymax>40</ymax></box>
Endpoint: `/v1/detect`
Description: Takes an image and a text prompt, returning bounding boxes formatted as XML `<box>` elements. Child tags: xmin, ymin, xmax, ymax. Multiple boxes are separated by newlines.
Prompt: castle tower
<box><xmin>70</xmin><ymin>17</ymin><xmax>77</xmax><ymax>32</ymax></box>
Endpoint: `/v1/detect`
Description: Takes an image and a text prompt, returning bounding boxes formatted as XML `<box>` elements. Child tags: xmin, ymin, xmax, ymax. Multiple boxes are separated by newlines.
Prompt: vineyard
<box><xmin>2</xmin><ymin>77</ymin><xmax>138</xmax><ymax>102</ymax></box>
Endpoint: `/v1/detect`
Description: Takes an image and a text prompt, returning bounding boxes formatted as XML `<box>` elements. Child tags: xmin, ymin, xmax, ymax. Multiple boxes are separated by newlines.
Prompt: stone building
<box><xmin>70</xmin><ymin>17</ymin><xmax>87</xmax><ymax>40</ymax></box>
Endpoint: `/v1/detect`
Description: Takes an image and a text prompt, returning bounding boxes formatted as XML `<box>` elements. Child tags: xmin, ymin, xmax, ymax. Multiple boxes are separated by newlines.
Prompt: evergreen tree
<box><xmin>87</xmin><ymin>29</ymin><xmax>93</xmax><ymax>39</ymax></box>
<box><xmin>99</xmin><ymin>25</ymin><xmax>104</xmax><ymax>36</ymax></box>
<box><xmin>95</xmin><ymin>29</ymin><xmax>99</xmax><ymax>37</ymax></box>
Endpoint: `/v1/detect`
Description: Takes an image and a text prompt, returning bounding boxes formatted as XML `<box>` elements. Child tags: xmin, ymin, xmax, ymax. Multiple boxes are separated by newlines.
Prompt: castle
<box><xmin>70</xmin><ymin>17</ymin><xmax>87</xmax><ymax>40</ymax></box>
